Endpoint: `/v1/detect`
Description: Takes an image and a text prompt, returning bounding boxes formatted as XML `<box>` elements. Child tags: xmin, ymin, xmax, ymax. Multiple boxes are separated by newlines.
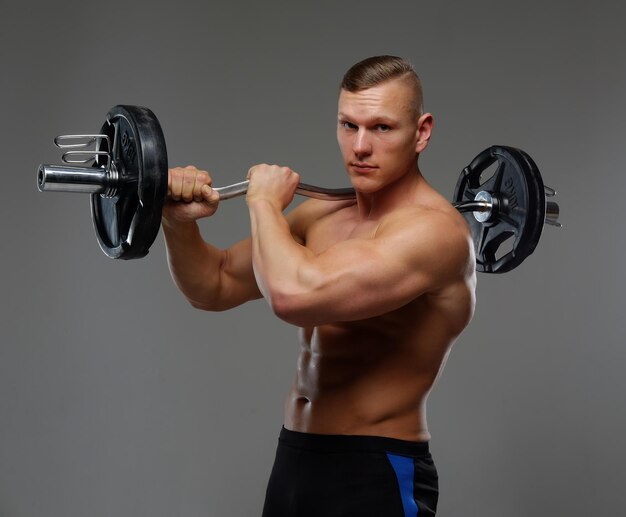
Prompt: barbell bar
<box><xmin>37</xmin><ymin>105</ymin><xmax>561</xmax><ymax>272</ymax></box>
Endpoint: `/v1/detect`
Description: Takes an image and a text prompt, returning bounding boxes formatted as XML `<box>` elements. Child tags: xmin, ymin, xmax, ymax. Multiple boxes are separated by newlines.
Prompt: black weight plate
<box><xmin>514</xmin><ymin>148</ymin><xmax>546</xmax><ymax>263</ymax></box>
<box><xmin>453</xmin><ymin>146</ymin><xmax>545</xmax><ymax>273</ymax></box>
<box><xmin>91</xmin><ymin>106</ymin><xmax>168</xmax><ymax>259</ymax></box>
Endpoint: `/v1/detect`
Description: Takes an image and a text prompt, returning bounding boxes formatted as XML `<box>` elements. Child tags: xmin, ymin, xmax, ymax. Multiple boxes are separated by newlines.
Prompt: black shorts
<box><xmin>262</xmin><ymin>427</ymin><xmax>439</xmax><ymax>517</ymax></box>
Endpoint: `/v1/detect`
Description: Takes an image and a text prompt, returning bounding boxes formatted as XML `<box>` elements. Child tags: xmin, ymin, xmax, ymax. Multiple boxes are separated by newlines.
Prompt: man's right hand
<box><xmin>162</xmin><ymin>166</ymin><xmax>220</xmax><ymax>223</ymax></box>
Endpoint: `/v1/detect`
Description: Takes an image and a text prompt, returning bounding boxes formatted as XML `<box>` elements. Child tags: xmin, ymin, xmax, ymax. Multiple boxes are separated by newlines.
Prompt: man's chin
<box><xmin>349</xmin><ymin>176</ymin><xmax>382</xmax><ymax>194</ymax></box>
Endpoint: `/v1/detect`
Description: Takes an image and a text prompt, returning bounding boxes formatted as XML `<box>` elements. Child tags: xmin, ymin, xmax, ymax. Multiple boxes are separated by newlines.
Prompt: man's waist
<box><xmin>278</xmin><ymin>426</ymin><xmax>430</xmax><ymax>457</ymax></box>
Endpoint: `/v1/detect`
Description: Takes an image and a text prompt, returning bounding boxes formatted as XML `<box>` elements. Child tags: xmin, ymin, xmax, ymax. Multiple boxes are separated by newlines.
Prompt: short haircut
<box><xmin>340</xmin><ymin>55</ymin><xmax>424</xmax><ymax>116</ymax></box>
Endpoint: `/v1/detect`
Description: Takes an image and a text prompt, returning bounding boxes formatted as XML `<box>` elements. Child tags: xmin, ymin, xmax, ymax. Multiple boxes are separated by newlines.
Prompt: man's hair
<box><xmin>340</xmin><ymin>55</ymin><xmax>424</xmax><ymax>115</ymax></box>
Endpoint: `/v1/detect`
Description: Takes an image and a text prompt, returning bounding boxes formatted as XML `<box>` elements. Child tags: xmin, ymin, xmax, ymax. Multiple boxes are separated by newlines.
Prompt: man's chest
<box><xmin>303</xmin><ymin>210</ymin><xmax>381</xmax><ymax>254</ymax></box>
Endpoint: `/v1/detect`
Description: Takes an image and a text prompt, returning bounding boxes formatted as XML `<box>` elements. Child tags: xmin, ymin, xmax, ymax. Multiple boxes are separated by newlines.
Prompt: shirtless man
<box><xmin>162</xmin><ymin>56</ymin><xmax>476</xmax><ymax>517</ymax></box>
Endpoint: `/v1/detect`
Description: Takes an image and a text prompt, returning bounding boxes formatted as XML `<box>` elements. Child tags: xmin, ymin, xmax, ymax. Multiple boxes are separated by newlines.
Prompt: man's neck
<box><xmin>355</xmin><ymin>167</ymin><xmax>426</xmax><ymax>220</ymax></box>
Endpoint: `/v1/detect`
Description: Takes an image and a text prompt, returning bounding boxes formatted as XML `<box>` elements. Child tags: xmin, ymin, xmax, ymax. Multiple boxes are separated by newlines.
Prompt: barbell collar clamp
<box><xmin>54</xmin><ymin>134</ymin><xmax>111</xmax><ymax>149</ymax></box>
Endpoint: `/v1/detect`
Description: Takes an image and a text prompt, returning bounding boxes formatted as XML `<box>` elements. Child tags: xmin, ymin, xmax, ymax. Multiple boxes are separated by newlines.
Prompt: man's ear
<box><xmin>416</xmin><ymin>113</ymin><xmax>434</xmax><ymax>153</ymax></box>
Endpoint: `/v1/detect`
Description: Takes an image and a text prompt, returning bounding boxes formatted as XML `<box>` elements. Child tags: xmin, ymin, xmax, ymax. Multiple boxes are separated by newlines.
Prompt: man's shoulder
<box><xmin>376</xmin><ymin>201</ymin><xmax>475</xmax><ymax>278</ymax></box>
<box><xmin>379</xmin><ymin>199</ymin><xmax>470</xmax><ymax>241</ymax></box>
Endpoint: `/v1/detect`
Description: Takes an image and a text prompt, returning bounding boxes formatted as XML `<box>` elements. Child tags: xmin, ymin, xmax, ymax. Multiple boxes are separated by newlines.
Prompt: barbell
<box><xmin>37</xmin><ymin>105</ymin><xmax>560</xmax><ymax>273</ymax></box>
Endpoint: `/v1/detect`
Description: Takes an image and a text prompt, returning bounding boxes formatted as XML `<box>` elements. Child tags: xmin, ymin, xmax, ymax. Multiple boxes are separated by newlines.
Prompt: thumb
<box><xmin>202</xmin><ymin>184</ymin><xmax>220</xmax><ymax>205</ymax></box>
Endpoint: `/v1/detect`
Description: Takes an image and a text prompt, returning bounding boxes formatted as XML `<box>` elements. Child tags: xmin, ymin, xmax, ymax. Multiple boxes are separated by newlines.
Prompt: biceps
<box><xmin>277</xmin><ymin>244</ymin><xmax>432</xmax><ymax>325</ymax></box>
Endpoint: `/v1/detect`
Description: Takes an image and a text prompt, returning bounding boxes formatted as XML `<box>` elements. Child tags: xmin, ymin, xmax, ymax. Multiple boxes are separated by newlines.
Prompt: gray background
<box><xmin>1</xmin><ymin>0</ymin><xmax>624</xmax><ymax>516</ymax></box>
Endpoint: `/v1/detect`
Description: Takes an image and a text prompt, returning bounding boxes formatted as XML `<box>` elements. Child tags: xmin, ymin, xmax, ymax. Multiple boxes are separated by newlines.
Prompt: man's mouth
<box><xmin>351</xmin><ymin>162</ymin><xmax>378</xmax><ymax>172</ymax></box>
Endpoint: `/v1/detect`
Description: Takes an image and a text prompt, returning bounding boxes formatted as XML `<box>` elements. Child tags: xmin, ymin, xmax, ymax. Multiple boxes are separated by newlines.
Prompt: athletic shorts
<box><xmin>262</xmin><ymin>427</ymin><xmax>439</xmax><ymax>517</ymax></box>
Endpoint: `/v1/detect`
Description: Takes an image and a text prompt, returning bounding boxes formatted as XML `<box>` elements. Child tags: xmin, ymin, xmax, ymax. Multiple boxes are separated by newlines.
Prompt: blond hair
<box><xmin>340</xmin><ymin>55</ymin><xmax>424</xmax><ymax>115</ymax></box>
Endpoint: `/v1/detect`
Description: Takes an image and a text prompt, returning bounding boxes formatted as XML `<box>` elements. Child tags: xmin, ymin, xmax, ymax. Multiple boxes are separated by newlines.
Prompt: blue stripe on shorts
<box><xmin>386</xmin><ymin>452</ymin><xmax>418</xmax><ymax>517</ymax></box>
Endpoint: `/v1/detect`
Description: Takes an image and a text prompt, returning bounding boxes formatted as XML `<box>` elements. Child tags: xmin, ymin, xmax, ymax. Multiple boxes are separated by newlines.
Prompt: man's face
<box><xmin>337</xmin><ymin>79</ymin><xmax>430</xmax><ymax>193</ymax></box>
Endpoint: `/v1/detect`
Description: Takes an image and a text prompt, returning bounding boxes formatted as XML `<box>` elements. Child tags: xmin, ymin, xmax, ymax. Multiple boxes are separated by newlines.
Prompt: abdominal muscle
<box><xmin>284</xmin><ymin>292</ymin><xmax>468</xmax><ymax>442</ymax></box>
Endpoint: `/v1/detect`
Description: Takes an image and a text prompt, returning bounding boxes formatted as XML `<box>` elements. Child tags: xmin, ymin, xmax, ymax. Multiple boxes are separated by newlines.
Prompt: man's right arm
<box><xmin>162</xmin><ymin>166</ymin><xmax>262</xmax><ymax>311</ymax></box>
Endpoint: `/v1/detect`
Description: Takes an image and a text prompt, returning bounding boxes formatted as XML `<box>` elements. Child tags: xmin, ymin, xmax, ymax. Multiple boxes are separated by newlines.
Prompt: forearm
<box><xmin>162</xmin><ymin>218</ymin><xmax>227</xmax><ymax>310</ymax></box>
<box><xmin>248</xmin><ymin>199</ymin><xmax>316</xmax><ymax>315</ymax></box>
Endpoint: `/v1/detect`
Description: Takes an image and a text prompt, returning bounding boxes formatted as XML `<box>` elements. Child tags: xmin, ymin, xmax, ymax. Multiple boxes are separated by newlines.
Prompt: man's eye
<box><xmin>377</xmin><ymin>124</ymin><xmax>391</xmax><ymax>132</ymax></box>
<box><xmin>341</xmin><ymin>122</ymin><xmax>357</xmax><ymax>130</ymax></box>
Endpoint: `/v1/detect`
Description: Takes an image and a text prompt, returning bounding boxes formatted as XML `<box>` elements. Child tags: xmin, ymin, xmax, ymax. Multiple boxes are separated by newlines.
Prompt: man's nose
<box><xmin>353</xmin><ymin>129</ymin><xmax>372</xmax><ymax>157</ymax></box>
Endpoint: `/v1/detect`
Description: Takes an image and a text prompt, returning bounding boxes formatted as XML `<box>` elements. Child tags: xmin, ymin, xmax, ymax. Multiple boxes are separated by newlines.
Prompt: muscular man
<box><xmin>162</xmin><ymin>56</ymin><xmax>476</xmax><ymax>517</ymax></box>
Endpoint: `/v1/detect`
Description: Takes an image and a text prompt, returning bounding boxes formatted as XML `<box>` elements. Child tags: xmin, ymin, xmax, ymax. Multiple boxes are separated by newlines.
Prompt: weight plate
<box><xmin>91</xmin><ymin>105</ymin><xmax>168</xmax><ymax>259</ymax></box>
<box><xmin>453</xmin><ymin>145</ymin><xmax>546</xmax><ymax>273</ymax></box>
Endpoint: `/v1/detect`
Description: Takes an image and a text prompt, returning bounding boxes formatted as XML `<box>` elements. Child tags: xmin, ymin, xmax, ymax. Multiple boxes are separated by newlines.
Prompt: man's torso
<box><xmin>284</xmin><ymin>194</ymin><xmax>476</xmax><ymax>441</ymax></box>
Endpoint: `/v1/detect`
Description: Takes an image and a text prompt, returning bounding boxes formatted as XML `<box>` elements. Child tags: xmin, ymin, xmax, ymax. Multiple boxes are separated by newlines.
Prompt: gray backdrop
<box><xmin>1</xmin><ymin>0</ymin><xmax>624</xmax><ymax>516</ymax></box>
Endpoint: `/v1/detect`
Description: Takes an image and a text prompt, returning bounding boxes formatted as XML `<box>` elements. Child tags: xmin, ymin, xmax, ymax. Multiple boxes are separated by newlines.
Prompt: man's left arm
<box><xmin>246</xmin><ymin>165</ymin><xmax>472</xmax><ymax>327</ymax></box>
